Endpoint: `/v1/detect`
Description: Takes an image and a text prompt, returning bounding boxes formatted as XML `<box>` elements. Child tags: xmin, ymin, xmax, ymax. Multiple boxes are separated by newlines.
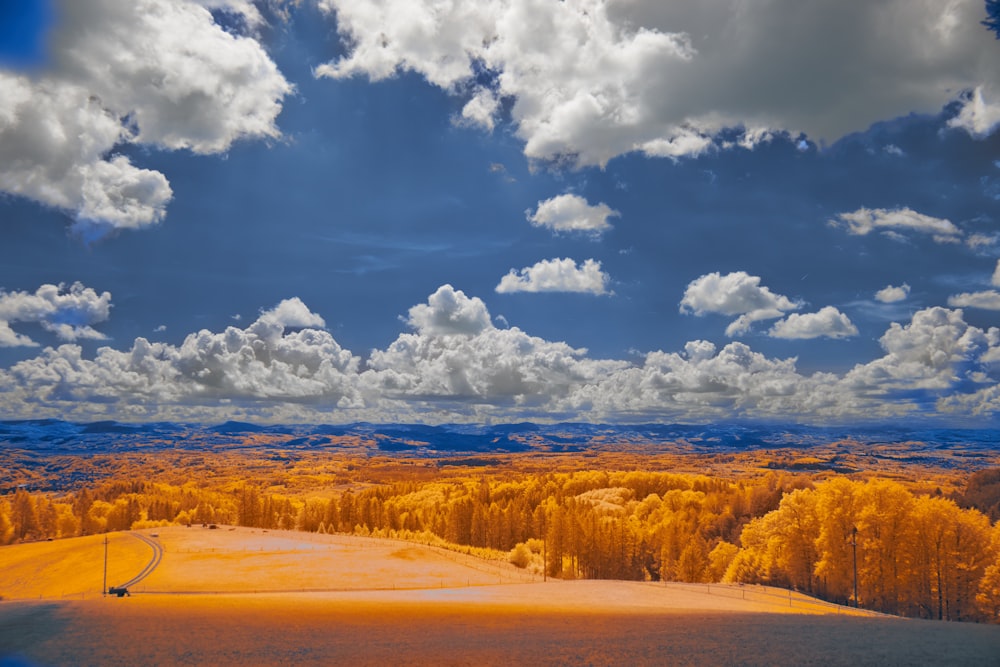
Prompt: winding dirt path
<box><xmin>115</xmin><ymin>532</ymin><xmax>163</xmax><ymax>590</ymax></box>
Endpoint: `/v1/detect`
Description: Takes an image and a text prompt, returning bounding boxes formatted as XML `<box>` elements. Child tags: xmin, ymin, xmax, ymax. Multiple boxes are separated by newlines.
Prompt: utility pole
<box><xmin>103</xmin><ymin>535</ymin><xmax>108</xmax><ymax>597</ymax></box>
<box><xmin>850</xmin><ymin>526</ymin><xmax>859</xmax><ymax>608</ymax></box>
<box><xmin>542</xmin><ymin>534</ymin><xmax>547</xmax><ymax>582</ymax></box>
<box><xmin>541</xmin><ymin>512</ymin><xmax>547</xmax><ymax>583</ymax></box>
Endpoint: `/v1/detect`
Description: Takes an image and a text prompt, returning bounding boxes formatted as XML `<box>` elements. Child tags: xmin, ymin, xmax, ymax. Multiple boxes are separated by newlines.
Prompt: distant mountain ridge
<box><xmin>1</xmin><ymin>419</ymin><xmax>998</xmax><ymax>455</ymax></box>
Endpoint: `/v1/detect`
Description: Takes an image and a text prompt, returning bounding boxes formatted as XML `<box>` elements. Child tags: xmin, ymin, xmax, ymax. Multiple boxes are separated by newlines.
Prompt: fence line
<box><xmin>663</xmin><ymin>581</ymin><xmax>889</xmax><ymax>617</ymax></box>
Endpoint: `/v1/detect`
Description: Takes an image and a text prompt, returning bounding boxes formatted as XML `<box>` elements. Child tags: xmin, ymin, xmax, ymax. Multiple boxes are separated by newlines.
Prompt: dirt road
<box><xmin>113</xmin><ymin>532</ymin><xmax>163</xmax><ymax>591</ymax></box>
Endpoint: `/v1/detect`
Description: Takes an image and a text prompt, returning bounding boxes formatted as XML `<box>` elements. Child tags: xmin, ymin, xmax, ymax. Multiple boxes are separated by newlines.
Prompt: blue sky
<box><xmin>1</xmin><ymin>0</ymin><xmax>1000</xmax><ymax>425</ymax></box>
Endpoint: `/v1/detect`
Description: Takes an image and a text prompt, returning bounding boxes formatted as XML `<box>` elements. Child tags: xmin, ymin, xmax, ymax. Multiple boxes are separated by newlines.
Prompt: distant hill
<box><xmin>2</xmin><ymin>419</ymin><xmax>999</xmax><ymax>458</ymax></box>
<box><xmin>206</xmin><ymin>421</ymin><xmax>274</xmax><ymax>435</ymax></box>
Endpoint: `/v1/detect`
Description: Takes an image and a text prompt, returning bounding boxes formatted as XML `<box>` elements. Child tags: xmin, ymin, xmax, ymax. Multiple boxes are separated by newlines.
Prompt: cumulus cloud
<box><xmin>568</xmin><ymin>307</ymin><xmax>996</xmax><ymax>422</ymax></box>
<box><xmin>0</xmin><ymin>282</ymin><xmax>112</xmax><ymax>347</ymax></box>
<box><xmin>768</xmin><ymin>307</ymin><xmax>858</xmax><ymax>340</ymax></box>
<box><xmin>875</xmin><ymin>283</ymin><xmax>911</xmax><ymax>303</ymax></box>
<box><xmin>317</xmin><ymin>0</ymin><xmax>695</xmax><ymax>166</ymax></box>
<box><xmin>0</xmin><ymin>323</ymin><xmax>34</xmax><ymax>348</ymax></box>
<box><xmin>366</xmin><ymin>322</ymin><xmax>622</xmax><ymax>405</ymax></box>
<box><xmin>405</xmin><ymin>285</ymin><xmax>493</xmax><ymax>337</ymax></box>
<box><xmin>365</xmin><ymin>285</ymin><xmax>627</xmax><ymax>407</ymax></box>
<box><xmin>679</xmin><ymin>271</ymin><xmax>798</xmax><ymax>336</ymax></box>
<box><xmin>527</xmin><ymin>194</ymin><xmax>619</xmax><ymax>236</ymax></box>
<box><xmin>458</xmin><ymin>87</ymin><xmax>500</xmax><ymax>131</ymax></box>
<box><xmin>0</xmin><ymin>0</ymin><xmax>291</xmax><ymax>236</ymax></box>
<box><xmin>553</xmin><ymin>341</ymin><xmax>836</xmax><ymax>423</ymax></box>
<box><xmin>844</xmin><ymin>307</ymin><xmax>993</xmax><ymax>392</ymax></box>
<box><xmin>942</xmin><ymin>260</ymin><xmax>1000</xmax><ymax>310</ymax></box>
<box><xmin>3</xmin><ymin>290</ymin><xmax>1000</xmax><ymax>422</ymax></box>
<box><xmin>628</xmin><ymin>307</ymin><xmax>1000</xmax><ymax>420</ymax></box>
<box><xmin>316</xmin><ymin>0</ymin><xmax>1000</xmax><ymax>166</ymax></box>
<box><xmin>831</xmin><ymin>207</ymin><xmax>962</xmax><ymax>243</ymax></box>
<box><xmin>948</xmin><ymin>290</ymin><xmax>1000</xmax><ymax>310</ymax></box>
<box><xmin>947</xmin><ymin>86</ymin><xmax>1000</xmax><ymax>137</ymax></box>
<box><xmin>5</xmin><ymin>297</ymin><xmax>361</xmax><ymax>413</ymax></box>
<box><xmin>496</xmin><ymin>258</ymin><xmax>610</xmax><ymax>295</ymax></box>
<box><xmin>255</xmin><ymin>297</ymin><xmax>325</xmax><ymax>331</ymax></box>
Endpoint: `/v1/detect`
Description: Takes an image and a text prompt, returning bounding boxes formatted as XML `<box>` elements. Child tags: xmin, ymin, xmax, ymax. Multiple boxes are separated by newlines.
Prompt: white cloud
<box><xmin>947</xmin><ymin>290</ymin><xmax>1000</xmax><ymax>310</ymax></box>
<box><xmin>0</xmin><ymin>282</ymin><xmax>112</xmax><ymax>347</ymax></box>
<box><xmin>768</xmin><ymin>307</ymin><xmax>858</xmax><ymax>340</ymax></box>
<box><xmin>255</xmin><ymin>297</ymin><xmax>326</xmax><ymax>332</ymax></box>
<box><xmin>365</xmin><ymin>285</ymin><xmax>627</xmax><ymax>408</ymax></box>
<box><xmin>966</xmin><ymin>233</ymin><xmax>997</xmax><ymax>250</ymax></box>
<box><xmin>0</xmin><ymin>323</ymin><xmax>35</xmax><ymax>348</ymax></box>
<box><xmin>831</xmin><ymin>207</ymin><xmax>961</xmax><ymax>243</ymax></box>
<box><xmin>458</xmin><ymin>87</ymin><xmax>500</xmax><ymax>131</ymax></box>
<box><xmin>679</xmin><ymin>271</ymin><xmax>798</xmax><ymax>336</ymax></box>
<box><xmin>195</xmin><ymin>0</ymin><xmax>264</xmax><ymax>29</ymax></box>
<box><xmin>496</xmin><ymin>258</ymin><xmax>610</xmax><ymax>295</ymax></box>
<box><xmin>553</xmin><ymin>341</ymin><xmax>841</xmax><ymax>423</ymax></box>
<box><xmin>317</xmin><ymin>0</ymin><xmax>695</xmax><ymax>167</ymax></box>
<box><xmin>875</xmin><ymin>283</ymin><xmax>911</xmax><ymax>303</ymax></box>
<box><xmin>640</xmin><ymin>131</ymin><xmax>715</xmax><ymax>160</ymax></box>
<box><xmin>527</xmin><ymin>194</ymin><xmax>619</xmax><ymax>236</ymax></box>
<box><xmin>993</xmin><ymin>259</ymin><xmax>1000</xmax><ymax>287</ymax></box>
<box><xmin>0</xmin><ymin>74</ymin><xmax>174</xmax><ymax>236</ymax></box>
<box><xmin>0</xmin><ymin>0</ymin><xmax>291</xmax><ymax>235</ymax></box>
<box><xmin>365</xmin><ymin>324</ymin><xmax>622</xmax><ymax>404</ymax></box>
<box><xmin>938</xmin><ymin>384</ymin><xmax>1000</xmax><ymax>417</ymax></box>
<box><xmin>844</xmin><ymin>307</ymin><xmax>991</xmax><ymax>392</ymax></box>
<box><xmin>316</xmin><ymin>0</ymin><xmax>1000</xmax><ymax>167</ymax></box>
<box><xmin>350</xmin><ymin>286</ymin><xmax>623</xmax><ymax>416</ymax></box>
<box><xmin>3</xmin><ymin>292</ymin><xmax>1000</xmax><ymax>423</ymax></box>
<box><xmin>947</xmin><ymin>86</ymin><xmax>1000</xmax><ymax>138</ymax></box>
<box><xmin>405</xmin><ymin>285</ymin><xmax>493</xmax><ymax>337</ymax></box>
<box><xmin>6</xmin><ymin>297</ymin><xmax>361</xmax><ymax>409</ymax></box>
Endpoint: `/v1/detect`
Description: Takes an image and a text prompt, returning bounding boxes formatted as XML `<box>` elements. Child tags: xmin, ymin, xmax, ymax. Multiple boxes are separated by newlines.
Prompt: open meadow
<box><xmin>2</xmin><ymin>527</ymin><xmax>999</xmax><ymax>666</ymax></box>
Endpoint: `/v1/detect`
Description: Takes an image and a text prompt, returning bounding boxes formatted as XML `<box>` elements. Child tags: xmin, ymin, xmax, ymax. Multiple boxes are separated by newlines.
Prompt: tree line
<box><xmin>1</xmin><ymin>469</ymin><xmax>998</xmax><ymax>622</ymax></box>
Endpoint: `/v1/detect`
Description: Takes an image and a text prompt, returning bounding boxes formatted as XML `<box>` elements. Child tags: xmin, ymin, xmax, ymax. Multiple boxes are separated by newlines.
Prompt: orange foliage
<box><xmin>726</xmin><ymin>478</ymin><xmax>999</xmax><ymax>621</ymax></box>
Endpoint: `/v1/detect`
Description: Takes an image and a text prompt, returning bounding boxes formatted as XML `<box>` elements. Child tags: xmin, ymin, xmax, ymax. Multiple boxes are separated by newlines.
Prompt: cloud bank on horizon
<box><xmin>0</xmin><ymin>0</ymin><xmax>999</xmax><ymax>425</ymax></box>
<box><xmin>3</xmin><ymin>285</ymin><xmax>1000</xmax><ymax>424</ymax></box>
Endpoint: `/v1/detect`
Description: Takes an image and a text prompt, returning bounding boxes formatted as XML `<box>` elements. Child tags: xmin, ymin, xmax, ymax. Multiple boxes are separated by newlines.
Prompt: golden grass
<box><xmin>0</xmin><ymin>532</ymin><xmax>151</xmax><ymax>600</ymax></box>
<box><xmin>138</xmin><ymin>526</ymin><xmax>529</xmax><ymax>592</ymax></box>
<box><xmin>0</xmin><ymin>526</ymin><xmax>901</xmax><ymax>611</ymax></box>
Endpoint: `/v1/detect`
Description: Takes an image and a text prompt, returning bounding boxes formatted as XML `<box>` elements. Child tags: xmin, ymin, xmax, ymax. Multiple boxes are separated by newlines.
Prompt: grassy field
<box><xmin>2</xmin><ymin>527</ymin><xmax>999</xmax><ymax>666</ymax></box>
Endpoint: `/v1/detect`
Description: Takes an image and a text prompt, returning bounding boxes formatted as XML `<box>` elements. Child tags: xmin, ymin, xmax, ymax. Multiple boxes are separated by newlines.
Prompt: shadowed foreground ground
<box><xmin>2</xmin><ymin>591</ymin><xmax>1000</xmax><ymax>667</ymax></box>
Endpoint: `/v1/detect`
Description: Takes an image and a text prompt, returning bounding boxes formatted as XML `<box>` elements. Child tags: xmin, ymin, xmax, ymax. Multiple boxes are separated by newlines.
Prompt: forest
<box><xmin>2</xmin><ymin>465</ymin><xmax>999</xmax><ymax>623</ymax></box>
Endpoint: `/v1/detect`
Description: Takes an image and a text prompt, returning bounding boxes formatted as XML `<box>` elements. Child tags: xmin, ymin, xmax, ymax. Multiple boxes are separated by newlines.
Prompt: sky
<box><xmin>1</xmin><ymin>0</ymin><xmax>1000</xmax><ymax>426</ymax></box>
